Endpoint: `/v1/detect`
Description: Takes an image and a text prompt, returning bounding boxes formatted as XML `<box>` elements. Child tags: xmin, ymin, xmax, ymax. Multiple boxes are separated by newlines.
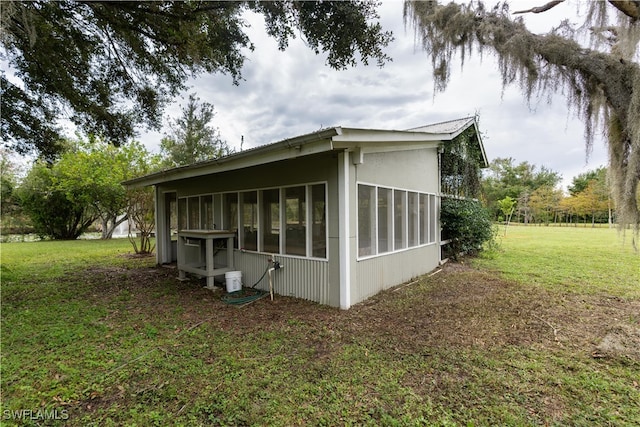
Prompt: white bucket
<box><xmin>225</xmin><ymin>271</ymin><xmax>242</xmax><ymax>293</ymax></box>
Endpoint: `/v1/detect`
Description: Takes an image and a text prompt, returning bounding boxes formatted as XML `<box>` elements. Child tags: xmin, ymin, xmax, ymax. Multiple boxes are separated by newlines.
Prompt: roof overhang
<box><xmin>123</xmin><ymin>117</ymin><xmax>488</xmax><ymax>188</ymax></box>
<box><xmin>123</xmin><ymin>127</ymin><xmax>341</xmax><ymax>188</ymax></box>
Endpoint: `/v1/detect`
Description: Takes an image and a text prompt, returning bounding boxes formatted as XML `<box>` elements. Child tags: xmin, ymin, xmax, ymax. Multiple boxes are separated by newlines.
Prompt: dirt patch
<box><xmin>79</xmin><ymin>261</ymin><xmax>640</xmax><ymax>360</ymax></box>
<box><xmin>594</xmin><ymin>325</ymin><xmax>640</xmax><ymax>360</ymax></box>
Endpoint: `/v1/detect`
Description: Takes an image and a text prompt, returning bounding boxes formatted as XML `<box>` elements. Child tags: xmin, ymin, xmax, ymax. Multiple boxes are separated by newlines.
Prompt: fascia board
<box><xmin>331</xmin><ymin>128</ymin><xmax>448</xmax><ymax>149</ymax></box>
<box><xmin>472</xmin><ymin>121</ymin><xmax>489</xmax><ymax>168</ymax></box>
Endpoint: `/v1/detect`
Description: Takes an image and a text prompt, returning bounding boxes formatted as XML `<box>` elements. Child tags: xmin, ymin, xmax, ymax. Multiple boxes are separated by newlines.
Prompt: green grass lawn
<box><xmin>1</xmin><ymin>230</ymin><xmax>639</xmax><ymax>426</ymax></box>
<box><xmin>475</xmin><ymin>225</ymin><xmax>639</xmax><ymax>297</ymax></box>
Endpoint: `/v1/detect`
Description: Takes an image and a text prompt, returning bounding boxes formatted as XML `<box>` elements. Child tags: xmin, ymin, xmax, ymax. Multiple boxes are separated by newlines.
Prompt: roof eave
<box><xmin>123</xmin><ymin>127</ymin><xmax>342</xmax><ymax>188</ymax></box>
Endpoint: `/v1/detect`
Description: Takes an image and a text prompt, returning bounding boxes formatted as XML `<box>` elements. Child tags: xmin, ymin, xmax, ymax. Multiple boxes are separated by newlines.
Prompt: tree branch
<box><xmin>513</xmin><ymin>0</ymin><xmax>565</xmax><ymax>15</ymax></box>
<box><xmin>607</xmin><ymin>0</ymin><xmax>640</xmax><ymax>20</ymax></box>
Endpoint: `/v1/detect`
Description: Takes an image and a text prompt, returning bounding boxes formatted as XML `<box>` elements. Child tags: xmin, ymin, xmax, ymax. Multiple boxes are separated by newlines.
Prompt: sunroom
<box><xmin>123</xmin><ymin>117</ymin><xmax>487</xmax><ymax>309</ymax></box>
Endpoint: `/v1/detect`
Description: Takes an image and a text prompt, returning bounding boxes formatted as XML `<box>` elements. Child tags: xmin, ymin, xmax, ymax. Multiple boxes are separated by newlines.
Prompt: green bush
<box><xmin>17</xmin><ymin>163</ymin><xmax>96</xmax><ymax>240</ymax></box>
<box><xmin>440</xmin><ymin>197</ymin><xmax>494</xmax><ymax>259</ymax></box>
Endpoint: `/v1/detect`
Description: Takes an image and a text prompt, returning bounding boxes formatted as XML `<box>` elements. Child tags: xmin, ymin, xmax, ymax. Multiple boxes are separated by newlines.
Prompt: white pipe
<box><xmin>268</xmin><ymin>267</ymin><xmax>275</xmax><ymax>300</ymax></box>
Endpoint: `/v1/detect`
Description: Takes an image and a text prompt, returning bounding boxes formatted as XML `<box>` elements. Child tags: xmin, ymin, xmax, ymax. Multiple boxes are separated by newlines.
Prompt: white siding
<box><xmin>355</xmin><ymin>149</ymin><xmax>439</xmax><ymax>193</ymax></box>
<box><xmin>352</xmin><ymin>244</ymin><xmax>439</xmax><ymax>305</ymax></box>
<box><xmin>223</xmin><ymin>251</ymin><xmax>331</xmax><ymax>305</ymax></box>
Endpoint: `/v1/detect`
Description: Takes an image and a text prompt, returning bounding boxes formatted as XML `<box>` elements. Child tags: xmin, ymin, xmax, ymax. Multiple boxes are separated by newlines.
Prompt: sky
<box><xmin>139</xmin><ymin>0</ymin><xmax>609</xmax><ymax>192</ymax></box>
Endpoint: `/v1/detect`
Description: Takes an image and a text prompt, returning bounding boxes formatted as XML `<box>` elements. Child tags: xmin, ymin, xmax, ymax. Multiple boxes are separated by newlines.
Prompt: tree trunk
<box><xmin>100</xmin><ymin>213</ymin><xmax>128</xmax><ymax>239</ymax></box>
<box><xmin>101</xmin><ymin>217</ymin><xmax>110</xmax><ymax>239</ymax></box>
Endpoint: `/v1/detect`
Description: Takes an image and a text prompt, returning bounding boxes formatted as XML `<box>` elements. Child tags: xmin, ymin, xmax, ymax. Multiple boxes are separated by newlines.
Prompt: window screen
<box><xmin>358</xmin><ymin>185</ymin><xmax>375</xmax><ymax>257</ymax></box>
<box><xmin>311</xmin><ymin>184</ymin><xmax>327</xmax><ymax>258</ymax></box>
<box><xmin>262</xmin><ymin>189</ymin><xmax>280</xmax><ymax>253</ymax></box>
<box><xmin>242</xmin><ymin>191</ymin><xmax>258</xmax><ymax>251</ymax></box>
<box><xmin>285</xmin><ymin>186</ymin><xmax>306</xmax><ymax>256</ymax></box>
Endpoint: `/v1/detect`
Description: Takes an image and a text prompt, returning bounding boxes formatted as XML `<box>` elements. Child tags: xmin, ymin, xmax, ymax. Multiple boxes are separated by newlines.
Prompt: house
<box><xmin>123</xmin><ymin>117</ymin><xmax>487</xmax><ymax>309</ymax></box>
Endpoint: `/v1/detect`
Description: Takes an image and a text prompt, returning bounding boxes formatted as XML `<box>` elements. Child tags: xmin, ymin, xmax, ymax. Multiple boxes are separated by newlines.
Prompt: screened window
<box><xmin>377</xmin><ymin>187</ymin><xmax>392</xmax><ymax>253</ymax></box>
<box><xmin>213</xmin><ymin>193</ymin><xmax>223</xmax><ymax>230</ymax></box>
<box><xmin>262</xmin><ymin>189</ymin><xmax>280</xmax><ymax>253</ymax></box>
<box><xmin>408</xmin><ymin>192</ymin><xmax>419</xmax><ymax>247</ymax></box>
<box><xmin>201</xmin><ymin>195</ymin><xmax>214</xmax><ymax>229</ymax></box>
<box><xmin>429</xmin><ymin>194</ymin><xmax>437</xmax><ymax>243</ymax></box>
<box><xmin>188</xmin><ymin>197</ymin><xmax>199</xmax><ymax>229</ymax></box>
<box><xmin>358</xmin><ymin>185</ymin><xmax>376</xmax><ymax>257</ymax></box>
<box><xmin>224</xmin><ymin>193</ymin><xmax>238</xmax><ymax>248</ymax></box>
<box><xmin>220</xmin><ymin>183</ymin><xmax>326</xmax><ymax>258</ymax></box>
<box><xmin>311</xmin><ymin>184</ymin><xmax>326</xmax><ymax>258</ymax></box>
<box><xmin>357</xmin><ymin>183</ymin><xmax>438</xmax><ymax>259</ymax></box>
<box><xmin>394</xmin><ymin>190</ymin><xmax>406</xmax><ymax>250</ymax></box>
<box><xmin>242</xmin><ymin>191</ymin><xmax>258</xmax><ymax>251</ymax></box>
<box><xmin>224</xmin><ymin>193</ymin><xmax>238</xmax><ymax>232</ymax></box>
<box><xmin>169</xmin><ymin>196</ymin><xmax>178</xmax><ymax>237</ymax></box>
<box><xmin>178</xmin><ymin>195</ymin><xmax>218</xmax><ymax>230</ymax></box>
<box><xmin>420</xmin><ymin>193</ymin><xmax>428</xmax><ymax>245</ymax></box>
<box><xmin>285</xmin><ymin>186</ymin><xmax>306</xmax><ymax>256</ymax></box>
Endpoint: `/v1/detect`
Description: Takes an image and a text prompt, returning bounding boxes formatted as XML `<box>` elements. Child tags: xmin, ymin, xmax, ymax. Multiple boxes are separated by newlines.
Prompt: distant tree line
<box><xmin>482</xmin><ymin>158</ymin><xmax>613</xmax><ymax>227</ymax></box>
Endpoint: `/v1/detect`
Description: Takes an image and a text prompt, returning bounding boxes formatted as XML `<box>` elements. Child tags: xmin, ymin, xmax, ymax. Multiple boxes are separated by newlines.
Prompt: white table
<box><xmin>177</xmin><ymin>230</ymin><xmax>235</xmax><ymax>289</ymax></box>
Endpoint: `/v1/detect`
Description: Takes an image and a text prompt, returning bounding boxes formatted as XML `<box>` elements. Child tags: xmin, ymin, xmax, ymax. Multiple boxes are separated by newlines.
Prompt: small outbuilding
<box><xmin>123</xmin><ymin>117</ymin><xmax>487</xmax><ymax>309</ymax></box>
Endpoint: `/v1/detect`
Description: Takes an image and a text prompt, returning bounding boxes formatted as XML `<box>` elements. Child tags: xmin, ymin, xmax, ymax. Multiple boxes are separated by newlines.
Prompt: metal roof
<box><xmin>123</xmin><ymin>116</ymin><xmax>487</xmax><ymax>188</ymax></box>
<box><xmin>405</xmin><ymin>117</ymin><xmax>476</xmax><ymax>136</ymax></box>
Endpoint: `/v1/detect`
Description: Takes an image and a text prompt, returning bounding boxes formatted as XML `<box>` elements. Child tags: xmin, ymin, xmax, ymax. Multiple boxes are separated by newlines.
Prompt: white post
<box><xmin>338</xmin><ymin>151</ymin><xmax>351</xmax><ymax>310</ymax></box>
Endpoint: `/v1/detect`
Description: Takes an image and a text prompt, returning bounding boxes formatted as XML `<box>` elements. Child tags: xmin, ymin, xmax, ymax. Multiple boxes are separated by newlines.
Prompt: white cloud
<box><xmin>140</xmin><ymin>0</ymin><xmax>609</xmax><ymax>191</ymax></box>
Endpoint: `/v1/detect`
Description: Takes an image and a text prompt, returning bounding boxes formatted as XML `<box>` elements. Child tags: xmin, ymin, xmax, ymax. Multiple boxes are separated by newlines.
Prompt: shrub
<box><xmin>440</xmin><ymin>197</ymin><xmax>494</xmax><ymax>259</ymax></box>
<box><xmin>16</xmin><ymin>162</ymin><xmax>96</xmax><ymax>240</ymax></box>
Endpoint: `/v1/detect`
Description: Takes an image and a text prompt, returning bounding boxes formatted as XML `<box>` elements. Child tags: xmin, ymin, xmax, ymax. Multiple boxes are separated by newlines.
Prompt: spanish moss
<box><xmin>405</xmin><ymin>0</ymin><xmax>640</xmax><ymax>244</ymax></box>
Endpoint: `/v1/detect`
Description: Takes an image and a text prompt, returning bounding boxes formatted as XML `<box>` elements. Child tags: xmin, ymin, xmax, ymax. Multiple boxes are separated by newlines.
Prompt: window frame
<box><xmin>217</xmin><ymin>181</ymin><xmax>328</xmax><ymax>260</ymax></box>
<box><xmin>357</xmin><ymin>184</ymin><xmax>376</xmax><ymax>257</ymax></box>
<box><xmin>357</xmin><ymin>182</ymin><xmax>439</xmax><ymax>260</ymax></box>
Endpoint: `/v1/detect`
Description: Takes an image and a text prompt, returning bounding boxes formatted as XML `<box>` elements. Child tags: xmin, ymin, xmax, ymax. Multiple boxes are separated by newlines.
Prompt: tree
<box><xmin>0</xmin><ymin>149</ymin><xmax>29</xmax><ymax>234</ymax></box>
<box><xmin>1</xmin><ymin>150</ymin><xmax>18</xmax><ymax>220</ymax></box>
<box><xmin>126</xmin><ymin>186</ymin><xmax>156</xmax><ymax>255</ymax></box>
<box><xmin>497</xmin><ymin>196</ymin><xmax>516</xmax><ymax>234</ymax></box>
<box><xmin>566</xmin><ymin>172</ymin><xmax>611</xmax><ymax>226</ymax></box>
<box><xmin>405</xmin><ymin>0</ymin><xmax>640</xmax><ymax>237</ymax></box>
<box><xmin>16</xmin><ymin>138</ymin><xmax>158</xmax><ymax>240</ymax></box>
<box><xmin>559</xmin><ymin>195</ymin><xmax>580</xmax><ymax>226</ymax></box>
<box><xmin>17</xmin><ymin>161</ymin><xmax>97</xmax><ymax>240</ymax></box>
<box><xmin>582</xmin><ymin>180</ymin><xmax>610</xmax><ymax>226</ymax></box>
<box><xmin>481</xmin><ymin>157</ymin><xmax>561</xmax><ymax>221</ymax></box>
<box><xmin>567</xmin><ymin>166</ymin><xmax>613</xmax><ymax>226</ymax></box>
<box><xmin>160</xmin><ymin>94</ymin><xmax>232</xmax><ymax>167</ymax></box>
<box><xmin>1</xmin><ymin>1</ymin><xmax>392</xmax><ymax>159</ymax></box>
<box><xmin>55</xmin><ymin>138</ymin><xmax>156</xmax><ymax>238</ymax></box>
<box><xmin>568</xmin><ymin>167</ymin><xmax>608</xmax><ymax>196</ymax></box>
<box><xmin>124</xmin><ymin>150</ymin><xmax>162</xmax><ymax>254</ymax></box>
<box><xmin>529</xmin><ymin>185</ymin><xmax>564</xmax><ymax>225</ymax></box>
